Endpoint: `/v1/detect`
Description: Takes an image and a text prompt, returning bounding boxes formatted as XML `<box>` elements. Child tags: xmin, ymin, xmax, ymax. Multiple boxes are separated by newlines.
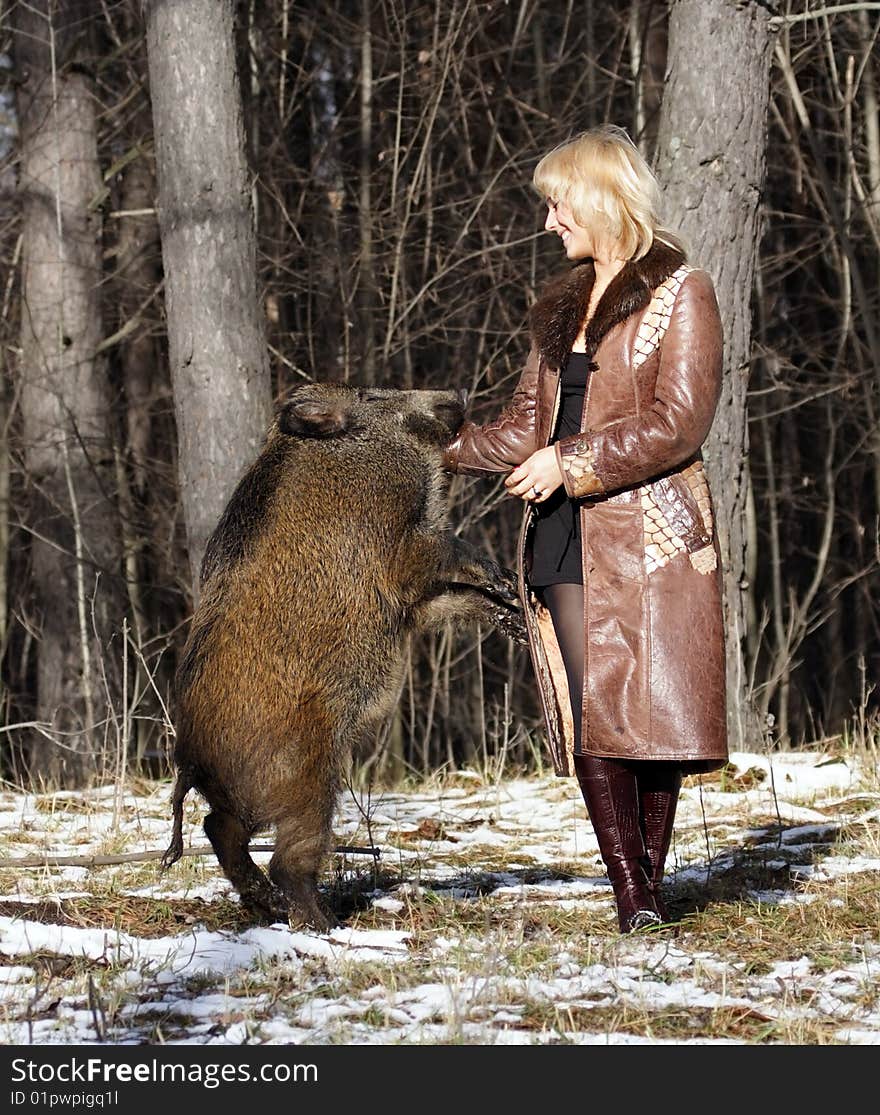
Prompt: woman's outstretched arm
<box><xmin>443</xmin><ymin>346</ymin><xmax>541</xmax><ymax>474</ymax></box>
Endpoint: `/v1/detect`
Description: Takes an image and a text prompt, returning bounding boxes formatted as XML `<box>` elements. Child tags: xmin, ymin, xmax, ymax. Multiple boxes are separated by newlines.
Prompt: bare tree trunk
<box><xmin>628</xmin><ymin>0</ymin><xmax>667</xmax><ymax>156</ymax></box>
<box><xmin>12</xmin><ymin>0</ymin><xmax>123</xmax><ymax>785</ymax></box>
<box><xmin>0</xmin><ymin>344</ymin><xmax>10</xmax><ymax>719</ymax></box>
<box><xmin>113</xmin><ymin>145</ymin><xmax>163</xmax><ymax>762</ymax></box>
<box><xmin>858</xmin><ymin>8</ymin><xmax>880</xmax><ymax>516</ymax></box>
<box><xmin>114</xmin><ymin>154</ymin><xmax>162</xmax><ymax>506</ymax></box>
<box><xmin>144</xmin><ymin>0</ymin><xmax>272</xmax><ymax>589</ymax></box>
<box><xmin>654</xmin><ymin>0</ymin><xmax>777</xmax><ymax>750</ymax></box>
<box><xmin>359</xmin><ymin>0</ymin><xmax>376</xmax><ymax>386</ymax></box>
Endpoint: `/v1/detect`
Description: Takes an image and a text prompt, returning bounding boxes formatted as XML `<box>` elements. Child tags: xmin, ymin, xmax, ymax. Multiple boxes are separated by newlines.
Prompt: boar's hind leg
<box><xmin>203</xmin><ymin>810</ymin><xmax>285</xmax><ymax>924</ymax></box>
<box><xmin>269</xmin><ymin>810</ymin><xmax>339</xmax><ymax>933</ymax></box>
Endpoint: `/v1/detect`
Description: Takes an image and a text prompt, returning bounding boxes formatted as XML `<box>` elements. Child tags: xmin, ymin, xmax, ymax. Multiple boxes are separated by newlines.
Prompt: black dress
<box><xmin>529</xmin><ymin>351</ymin><xmax>594</xmax><ymax>587</ymax></box>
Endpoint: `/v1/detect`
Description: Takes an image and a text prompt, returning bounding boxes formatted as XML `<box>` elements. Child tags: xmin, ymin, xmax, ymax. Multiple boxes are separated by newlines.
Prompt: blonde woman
<box><xmin>444</xmin><ymin>125</ymin><xmax>728</xmax><ymax>932</ymax></box>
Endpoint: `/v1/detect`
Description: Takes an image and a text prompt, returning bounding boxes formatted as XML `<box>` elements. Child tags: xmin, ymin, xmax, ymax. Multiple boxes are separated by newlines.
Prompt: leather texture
<box><xmin>441</xmin><ymin>345</ymin><xmax>540</xmax><ymax>472</ymax></box>
<box><xmin>443</xmin><ymin>239</ymin><xmax>729</xmax><ymax>776</ymax></box>
<box><xmin>637</xmin><ymin>763</ymin><xmax>683</xmax><ymax>921</ymax></box>
<box><xmin>557</xmin><ymin>436</ymin><xmax>603</xmax><ymax>497</ymax></box>
<box><xmin>574</xmin><ymin>754</ymin><xmax>662</xmax><ymax>933</ymax></box>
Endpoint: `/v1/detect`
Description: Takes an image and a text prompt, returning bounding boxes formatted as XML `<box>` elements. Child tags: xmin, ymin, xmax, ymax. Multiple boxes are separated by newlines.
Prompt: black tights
<box><xmin>540</xmin><ymin>580</ymin><xmax>682</xmax><ymax>862</ymax></box>
<box><xmin>541</xmin><ymin>583</ymin><xmax>586</xmax><ymax>754</ymax></box>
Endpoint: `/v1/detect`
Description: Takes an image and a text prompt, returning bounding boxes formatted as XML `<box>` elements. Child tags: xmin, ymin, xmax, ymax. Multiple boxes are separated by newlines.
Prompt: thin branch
<box><xmin>0</xmin><ymin>843</ymin><xmax>381</xmax><ymax>870</ymax></box>
<box><xmin>770</xmin><ymin>4</ymin><xmax>880</xmax><ymax>26</ymax></box>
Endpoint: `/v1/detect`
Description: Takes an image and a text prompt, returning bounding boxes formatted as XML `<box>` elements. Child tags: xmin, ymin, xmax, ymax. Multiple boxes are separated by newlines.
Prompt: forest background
<box><xmin>0</xmin><ymin>0</ymin><xmax>878</xmax><ymax>790</ymax></box>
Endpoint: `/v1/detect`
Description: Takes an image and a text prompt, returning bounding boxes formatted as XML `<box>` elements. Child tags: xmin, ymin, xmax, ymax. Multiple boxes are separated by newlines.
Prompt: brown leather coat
<box><xmin>444</xmin><ymin>240</ymin><xmax>728</xmax><ymax>776</ymax></box>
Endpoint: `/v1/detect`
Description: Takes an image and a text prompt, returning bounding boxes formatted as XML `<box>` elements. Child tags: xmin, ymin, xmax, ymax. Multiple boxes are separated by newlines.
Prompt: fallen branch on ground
<box><xmin>0</xmin><ymin>843</ymin><xmax>381</xmax><ymax>870</ymax></box>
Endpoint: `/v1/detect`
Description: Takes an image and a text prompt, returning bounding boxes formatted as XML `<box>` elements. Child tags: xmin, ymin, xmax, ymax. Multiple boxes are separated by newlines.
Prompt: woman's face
<box><xmin>544</xmin><ymin>198</ymin><xmax>596</xmax><ymax>260</ymax></box>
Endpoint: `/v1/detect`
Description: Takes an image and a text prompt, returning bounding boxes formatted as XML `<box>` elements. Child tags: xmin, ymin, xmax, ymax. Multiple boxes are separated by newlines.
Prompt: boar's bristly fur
<box><xmin>163</xmin><ymin>382</ymin><xmax>525</xmax><ymax>930</ymax></box>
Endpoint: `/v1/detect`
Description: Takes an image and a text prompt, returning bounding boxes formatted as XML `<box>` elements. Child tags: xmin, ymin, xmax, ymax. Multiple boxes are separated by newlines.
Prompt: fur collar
<box><xmin>529</xmin><ymin>239</ymin><xmax>687</xmax><ymax>371</ymax></box>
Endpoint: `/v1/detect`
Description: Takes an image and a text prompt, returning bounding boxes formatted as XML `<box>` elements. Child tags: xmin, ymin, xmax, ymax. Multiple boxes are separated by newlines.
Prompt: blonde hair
<box><xmin>532</xmin><ymin>124</ymin><xmax>686</xmax><ymax>260</ymax></box>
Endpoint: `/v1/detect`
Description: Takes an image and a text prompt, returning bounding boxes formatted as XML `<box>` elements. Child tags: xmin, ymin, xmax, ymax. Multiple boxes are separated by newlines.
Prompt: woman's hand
<box><xmin>505</xmin><ymin>446</ymin><xmax>564</xmax><ymax>503</ymax></box>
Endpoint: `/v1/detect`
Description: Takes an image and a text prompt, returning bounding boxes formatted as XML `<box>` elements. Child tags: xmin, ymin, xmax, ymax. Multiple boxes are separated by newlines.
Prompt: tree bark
<box><xmin>628</xmin><ymin>0</ymin><xmax>668</xmax><ymax>157</ymax></box>
<box><xmin>12</xmin><ymin>0</ymin><xmax>124</xmax><ymax>785</ymax></box>
<box><xmin>112</xmin><ymin>143</ymin><xmax>164</xmax><ymax>762</ymax></box>
<box><xmin>359</xmin><ymin>0</ymin><xmax>377</xmax><ymax>385</ymax></box>
<box><xmin>144</xmin><ymin>0</ymin><xmax>272</xmax><ymax>589</ymax></box>
<box><xmin>654</xmin><ymin>0</ymin><xmax>777</xmax><ymax>750</ymax></box>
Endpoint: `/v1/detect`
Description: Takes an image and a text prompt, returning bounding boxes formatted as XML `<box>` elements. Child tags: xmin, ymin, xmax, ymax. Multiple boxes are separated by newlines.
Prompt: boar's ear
<box><xmin>278</xmin><ymin>398</ymin><xmax>351</xmax><ymax>438</ymax></box>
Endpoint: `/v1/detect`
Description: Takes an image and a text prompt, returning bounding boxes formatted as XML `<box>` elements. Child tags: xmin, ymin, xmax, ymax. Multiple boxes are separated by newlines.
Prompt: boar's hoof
<box><xmin>240</xmin><ymin>890</ymin><xmax>290</xmax><ymax>927</ymax></box>
<box><xmin>459</xmin><ymin>553</ymin><xmax>518</xmax><ymax>604</ymax></box>
<box><xmin>288</xmin><ymin>902</ymin><xmax>339</xmax><ymax>934</ymax></box>
<box><xmin>277</xmin><ymin>870</ymin><xmax>340</xmax><ymax>933</ymax></box>
<box><xmin>490</xmin><ymin>602</ymin><xmax>528</xmax><ymax>646</ymax></box>
<box><xmin>487</xmin><ymin>561</ymin><xmax>520</xmax><ymax>606</ymax></box>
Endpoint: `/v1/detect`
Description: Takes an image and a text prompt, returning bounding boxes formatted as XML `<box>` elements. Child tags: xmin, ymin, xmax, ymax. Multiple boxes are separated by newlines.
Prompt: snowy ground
<box><xmin>0</xmin><ymin>749</ymin><xmax>878</xmax><ymax>1045</ymax></box>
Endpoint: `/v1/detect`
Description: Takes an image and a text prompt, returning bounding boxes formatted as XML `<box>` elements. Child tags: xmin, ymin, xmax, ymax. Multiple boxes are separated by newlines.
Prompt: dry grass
<box><xmin>0</xmin><ymin>895</ymin><xmax>248</xmax><ymax>937</ymax></box>
<box><xmin>0</xmin><ymin>748</ymin><xmax>877</xmax><ymax>1045</ymax></box>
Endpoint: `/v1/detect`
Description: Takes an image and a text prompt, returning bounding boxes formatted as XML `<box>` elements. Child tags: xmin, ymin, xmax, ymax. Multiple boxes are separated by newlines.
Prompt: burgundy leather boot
<box><xmin>637</xmin><ymin>765</ymin><xmax>683</xmax><ymax>922</ymax></box>
<box><xmin>573</xmin><ymin>754</ymin><xmax>662</xmax><ymax>933</ymax></box>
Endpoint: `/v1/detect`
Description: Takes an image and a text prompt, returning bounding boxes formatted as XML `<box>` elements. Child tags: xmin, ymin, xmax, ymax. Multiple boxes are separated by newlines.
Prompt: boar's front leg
<box><xmin>416</xmin><ymin>536</ymin><xmax>527</xmax><ymax>644</ymax></box>
<box><xmin>445</xmin><ymin>536</ymin><xmax>520</xmax><ymax>606</ymax></box>
<box><xmin>416</xmin><ymin>583</ymin><xmax>527</xmax><ymax>644</ymax></box>
<box><xmin>470</xmin><ymin>591</ymin><xmax>528</xmax><ymax>644</ymax></box>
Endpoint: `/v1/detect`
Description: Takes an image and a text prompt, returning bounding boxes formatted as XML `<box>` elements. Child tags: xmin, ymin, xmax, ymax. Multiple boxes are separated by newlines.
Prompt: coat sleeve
<box><xmin>553</xmin><ymin>269</ymin><xmax>723</xmax><ymax>499</ymax></box>
<box><xmin>442</xmin><ymin>344</ymin><xmax>540</xmax><ymax>473</ymax></box>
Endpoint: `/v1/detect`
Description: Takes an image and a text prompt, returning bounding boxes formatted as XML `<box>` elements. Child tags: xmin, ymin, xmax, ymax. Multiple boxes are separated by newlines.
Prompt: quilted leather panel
<box><xmin>632</xmin><ymin>264</ymin><xmax>693</xmax><ymax>369</ymax></box>
<box><xmin>642</xmin><ymin>488</ymin><xmax>686</xmax><ymax>572</ymax></box>
<box><xmin>558</xmin><ymin>436</ymin><xmax>603</xmax><ymax>498</ymax></box>
<box><xmin>642</xmin><ymin>460</ymin><xmax>716</xmax><ymax>574</ymax></box>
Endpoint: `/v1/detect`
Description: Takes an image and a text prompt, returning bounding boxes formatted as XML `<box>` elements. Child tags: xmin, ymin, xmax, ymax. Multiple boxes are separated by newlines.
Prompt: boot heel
<box><xmin>628</xmin><ymin>909</ymin><xmax>664</xmax><ymax>932</ymax></box>
<box><xmin>607</xmin><ymin>858</ymin><xmax>663</xmax><ymax>933</ymax></box>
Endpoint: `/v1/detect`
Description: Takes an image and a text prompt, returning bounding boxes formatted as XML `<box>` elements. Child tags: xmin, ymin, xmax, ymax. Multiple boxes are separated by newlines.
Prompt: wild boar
<box><xmin>162</xmin><ymin>381</ymin><xmax>525</xmax><ymax>929</ymax></box>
